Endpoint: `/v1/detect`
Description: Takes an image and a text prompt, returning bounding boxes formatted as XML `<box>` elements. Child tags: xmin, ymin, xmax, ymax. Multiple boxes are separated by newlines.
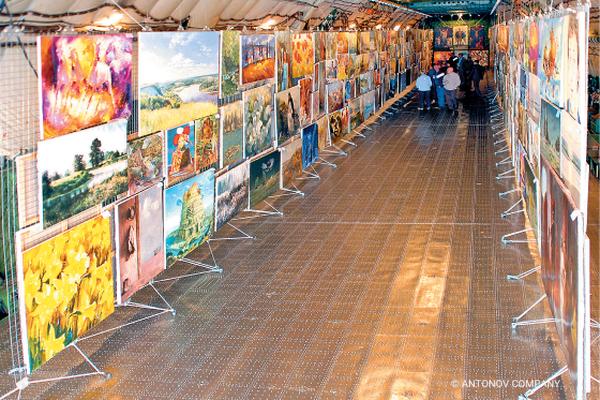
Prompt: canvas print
<box><xmin>453</xmin><ymin>26</ymin><xmax>468</xmax><ymax>47</ymax></box>
<box><xmin>539</xmin><ymin>17</ymin><xmax>566</xmax><ymax>107</ymax></box>
<box><xmin>347</xmin><ymin>32</ymin><xmax>358</xmax><ymax>55</ymax></box>
<box><xmin>326</xmin><ymin>60</ymin><xmax>338</xmax><ymax>80</ymax></box>
<box><xmin>336</xmin><ymin>32</ymin><xmax>349</xmax><ymax>54</ymax></box>
<box><xmin>166</xmin><ymin>121</ymin><xmax>196</xmax><ymax>187</ymax></box>
<box><xmin>276</xmin><ymin>86</ymin><xmax>301</xmax><ymax>144</ymax></box>
<box><xmin>0</xmin><ymin>161</ymin><xmax>16</xmax><ymax>321</ymax></box>
<box><xmin>363</xmin><ymin>91</ymin><xmax>376</xmax><ymax>120</ymax></box>
<box><xmin>139</xmin><ymin>32</ymin><xmax>219</xmax><ymax>136</ymax></box>
<box><xmin>249</xmin><ymin>151</ymin><xmax>281</xmax><ymax>208</ymax></box>
<box><xmin>117</xmin><ymin>185</ymin><xmax>164</xmax><ymax>303</ymax></box>
<box><xmin>528</xmin><ymin>20</ymin><xmax>539</xmax><ymax>74</ymax></box>
<box><xmin>39</xmin><ymin>120</ymin><xmax>127</xmax><ymax>227</ymax></box>
<box><xmin>329</xmin><ymin>108</ymin><xmax>348</xmax><ymax>140</ymax></box>
<box><xmin>560</xmin><ymin>113</ymin><xmax>584</xmax><ymax>208</ymax></box>
<box><xmin>241</xmin><ymin>34</ymin><xmax>276</xmax><ymax>85</ymax></box>
<box><xmin>39</xmin><ymin>35</ymin><xmax>132</xmax><ymax>139</ymax></box>
<box><xmin>243</xmin><ymin>85</ymin><xmax>274</xmax><ymax>158</ymax></box>
<box><xmin>337</xmin><ymin>54</ymin><xmax>350</xmax><ymax>80</ymax></box>
<box><xmin>316</xmin><ymin>116</ymin><xmax>329</xmax><ymax>150</ymax></box>
<box><xmin>299</xmin><ymin>77</ymin><xmax>313</xmax><ymax>127</ymax></box>
<box><xmin>164</xmin><ymin>169</ymin><xmax>215</xmax><ymax>266</ymax></box>
<box><xmin>348</xmin><ymin>97</ymin><xmax>363</xmax><ymax>131</ymax></box>
<box><xmin>291</xmin><ymin>33</ymin><xmax>315</xmax><ymax>81</ymax></box>
<box><xmin>565</xmin><ymin>11</ymin><xmax>585</xmax><ymax>123</ymax></box>
<box><xmin>127</xmin><ymin>132</ymin><xmax>163</xmax><ymax>195</ymax></box>
<box><xmin>345</xmin><ymin>79</ymin><xmax>356</xmax><ymax>103</ymax></box>
<box><xmin>302</xmin><ymin>123</ymin><xmax>319</xmax><ymax>170</ymax></box>
<box><xmin>314</xmin><ymin>32</ymin><xmax>327</xmax><ymax>63</ymax></box>
<box><xmin>220</xmin><ymin>101</ymin><xmax>244</xmax><ymax>168</ymax></box>
<box><xmin>528</xmin><ymin>120</ymin><xmax>541</xmax><ymax>176</ymax></box>
<box><xmin>540</xmin><ymin>99</ymin><xmax>561</xmax><ymax>174</ymax></box>
<box><xmin>325</xmin><ymin>32</ymin><xmax>337</xmax><ymax>60</ymax></box>
<box><xmin>520</xmin><ymin>154</ymin><xmax>539</xmax><ymax>236</ymax></box>
<box><xmin>326</xmin><ymin>81</ymin><xmax>345</xmax><ymax>114</ymax></box>
<box><xmin>220</xmin><ymin>30</ymin><xmax>241</xmax><ymax>99</ymax></box>
<box><xmin>527</xmin><ymin>73</ymin><xmax>541</xmax><ymax>124</ymax></box>
<box><xmin>18</xmin><ymin>215</ymin><xmax>115</xmax><ymax>372</ymax></box>
<box><xmin>280</xmin><ymin>138</ymin><xmax>303</xmax><ymax>188</ymax></box>
<box><xmin>469</xmin><ymin>26</ymin><xmax>487</xmax><ymax>49</ymax></box>
<box><xmin>468</xmin><ymin>50</ymin><xmax>489</xmax><ymax>67</ymax></box>
<box><xmin>433</xmin><ymin>51</ymin><xmax>453</xmax><ymax>65</ymax></box>
<box><xmin>540</xmin><ymin>159</ymin><xmax>582</xmax><ymax>394</ymax></box>
<box><xmin>276</xmin><ymin>31</ymin><xmax>292</xmax><ymax>91</ymax></box>
<box><xmin>216</xmin><ymin>163</ymin><xmax>248</xmax><ymax>230</ymax></box>
<box><xmin>359</xmin><ymin>32</ymin><xmax>373</xmax><ymax>53</ymax></box>
<box><xmin>195</xmin><ymin>114</ymin><xmax>219</xmax><ymax>171</ymax></box>
<box><xmin>434</xmin><ymin>27</ymin><xmax>452</xmax><ymax>50</ymax></box>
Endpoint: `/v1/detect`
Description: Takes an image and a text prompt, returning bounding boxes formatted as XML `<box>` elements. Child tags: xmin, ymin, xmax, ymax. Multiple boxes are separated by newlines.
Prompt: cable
<box><xmin>1</xmin><ymin>1</ymin><xmax>37</xmax><ymax>79</ymax></box>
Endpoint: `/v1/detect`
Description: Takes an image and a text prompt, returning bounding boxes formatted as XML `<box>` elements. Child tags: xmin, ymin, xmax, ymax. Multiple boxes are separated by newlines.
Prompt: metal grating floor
<box><xmin>0</xmin><ymin>91</ymin><xmax>598</xmax><ymax>400</ymax></box>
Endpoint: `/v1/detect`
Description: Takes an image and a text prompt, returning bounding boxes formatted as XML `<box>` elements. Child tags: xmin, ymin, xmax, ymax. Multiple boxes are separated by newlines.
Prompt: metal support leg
<box><xmin>270</xmin><ymin>185</ymin><xmax>305</xmax><ymax>198</ymax></box>
<box><xmin>352</xmin><ymin>130</ymin><xmax>366</xmax><ymax>138</ymax></box>
<box><xmin>322</xmin><ymin>145</ymin><xmax>347</xmax><ymax>157</ymax></box>
<box><xmin>494</xmin><ymin>146</ymin><xmax>509</xmax><ymax>156</ymax></box>
<box><xmin>507</xmin><ymin>265</ymin><xmax>541</xmax><ymax>281</ymax></box>
<box><xmin>512</xmin><ymin>294</ymin><xmax>554</xmax><ymax>330</ymax></box>
<box><xmin>315</xmin><ymin>157</ymin><xmax>336</xmax><ymax>169</ymax></box>
<box><xmin>501</xmin><ymin>197</ymin><xmax>525</xmax><ymax>218</ymax></box>
<box><xmin>233</xmin><ymin>201</ymin><xmax>284</xmax><ymax>221</ymax></box>
<box><xmin>496</xmin><ymin>168</ymin><xmax>515</xmax><ymax>180</ymax></box>
<box><xmin>499</xmin><ymin>188</ymin><xmax>520</xmax><ymax>198</ymax></box>
<box><xmin>518</xmin><ymin>366</ymin><xmax>568</xmax><ymax>400</ymax></box>
<box><xmin>340</xmin><ymin>138</ymin><xmax>357</xmax><ymax>147</ymax></box>
<box><xmin>501</xmin><ymin>228</ymin><xmax>536</xmax><ymax>245</ymax></box>
<box><xmin>210</xmin><ymin>222</ymin><xmax>256</xmax><ymax>241</ymax></box>
<box><xmin>496</xmin><ymin>156</ymin><xmax>512</xmax><ymax>167</ymax></box>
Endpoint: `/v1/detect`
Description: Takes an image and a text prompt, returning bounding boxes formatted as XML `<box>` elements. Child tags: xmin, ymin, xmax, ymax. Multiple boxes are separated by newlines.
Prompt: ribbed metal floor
<box><xmin>1</xmin><ymin>91</ymin><xmax>598</xmax><ymax>399</ymax></box>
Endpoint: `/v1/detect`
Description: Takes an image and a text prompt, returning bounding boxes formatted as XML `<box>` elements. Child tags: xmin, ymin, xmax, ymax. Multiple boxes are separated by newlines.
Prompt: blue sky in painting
<box><xmin>139</xmin><ymin>31</ymin><xmax>219</xmax><ymax>86</ymax></box>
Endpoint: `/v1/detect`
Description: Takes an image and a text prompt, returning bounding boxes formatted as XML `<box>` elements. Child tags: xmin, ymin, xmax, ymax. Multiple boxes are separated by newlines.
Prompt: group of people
<box><xmin>415</xmin><ymin>52</ymin><xmax>485</xmax><ymax>114</ymax></box>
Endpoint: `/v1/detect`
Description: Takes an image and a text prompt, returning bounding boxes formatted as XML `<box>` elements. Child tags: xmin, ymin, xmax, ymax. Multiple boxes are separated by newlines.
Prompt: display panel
<box><xmin>215</xmin><ymin>163</ymin><xmax>248</xmax><ymax>230</ymax></box>
<box><xmin>127</xmin><ymin>132</ymin><xmax>163</xmax><ymax>195</ymax></box>
<box><xmin>220</xmin><ymin>101</ymin><xmax>244</xmax><ymax>168</ymax></box>
<box><xmin>249</xmin><ymin>151</ymin><xmax>280</xmax><ymax>208</ymax></box>
<box><xmin>275</xmin><ymin>86</ymin><xmax>301</xmax><ymax>144</ymax></box>
<box><xmin>241</xmin><ymin>34</ymin><xmax>276</xmax><ymax>85</ymax></box>
<box><xmin>301</xmin><ymin>123</ymin><xmax>319</xmax><ymax>170</ymax></box>
<box><xmin>243</xmin><ymin>85</ymin><xmax>274</xmax><ymax>158</ymax></box>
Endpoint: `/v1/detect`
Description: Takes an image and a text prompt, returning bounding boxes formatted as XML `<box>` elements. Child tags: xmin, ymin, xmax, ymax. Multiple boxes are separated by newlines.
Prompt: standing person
<box><xmin>416</xmin><ymin>70</ymin><xmax>433</xmax><ymax>111</ymax></box>
<box><xmin>443</xmin><ymin>66</ymin><xmax>461</xmax><ymax>114</ymax></box>
<box><xmin>462</xmin><ymin>56</ymin><xmax>474</xmax><ymax>94</ymax></box>
<box><xmin>429</xmin><ymin>64</ymin><xmax>446</xmax><ymax>109</ymax></box>
<box><xmin>471</xmin><ymin>60</ymin><xmax>484</xmax><ymax>97</ymax></box>
<box><xmin>457</xmin><ymin>53</ymin><xmax>466</xmax><ymax>89</ymax></box>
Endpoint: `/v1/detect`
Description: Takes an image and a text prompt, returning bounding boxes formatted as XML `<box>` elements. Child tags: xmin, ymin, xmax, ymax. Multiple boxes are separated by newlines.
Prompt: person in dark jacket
<box><xmin>471</xmin><ymin>60</ymin><xmax>484</xmax><ymax>97</ymax></box>
<box><xmin>461</xmin><ymin>56</ymin><xmax>474</xmax><ymax>94</ymax></box>
<box><xmin>428</xmin><ymin>64</ymin><xmax>445</xmax><ymax>109</ymax></box>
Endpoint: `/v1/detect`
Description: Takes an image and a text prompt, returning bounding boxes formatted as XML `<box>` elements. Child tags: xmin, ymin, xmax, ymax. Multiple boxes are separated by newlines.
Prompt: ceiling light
<box><xmin>349</xmin><ymin>22</ymin><xmax>357</xmax><ymax>29</ymax></box>
<box><xmin>96</xmin><ymin>11</ymin><xmax>123</xmax><ymax>27</ymax></box>
<box><xmin>394</xmin><ymin>25</ymin><xmax>401</xmax><ymax>31</ymax></box>
<box><xmin>260</xmin><ymin>18</ymin><xmax>277</xmax><ymax>29</ymax></box>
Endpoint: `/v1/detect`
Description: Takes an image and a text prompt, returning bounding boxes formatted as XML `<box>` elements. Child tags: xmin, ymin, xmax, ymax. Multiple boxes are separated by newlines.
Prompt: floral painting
<box><xmin>216</xmin><ymin>163</ymin><xmax>248</xmax><ymax>230</ymax></box>
<box><xmin>291</xmin><ymin>33</ymin><xmax>314</xmax><ymax>82</ymax></box>
<box><xmin>166</xmin><ymin>121</ymin><xmax>196</xmax><ymax>187</ymax></box>
<box><xmin>18</xmin><ymin>215</ymin><xmax>115</xmax><ymax>372</ymax></box>
<box><xmin>276</xmin><ymin>86</ymin><xmax>301</xmax><ymax>144</ymax></box>
<box><xmin>241</xmin><ymin>34</ymin><xmax>276</xmax><ymax>85</ymax></box>
<box><xmin>243</xmin><ymin>85</ymin><xmax>274</xmax><ymax>158</ymax></box>
<box><xmin>327</xmin><ymin>81</ymin><xmax>345</xmax><ymax>113</ymax></box>
<box><xmin>195</xmin><ymin>114</ymin><xmax>219</xmax><ymax>171</ymax></box>
<box><xmin>39</xmin><ymin>35</ymin><xmax>133</xmax><ymax>139</ymax></box>
<box><xmin>281</xmin><ymin>138</ymin><xmax>303</xmax><ymax>188</ymax></box>
<box><xmin>276</xmin><ymin>31</ymin><xmax>292</xmax><ymax>92</ymax></box>
<box><xmin>164</xmin><ymin>169</ymin><xmax>215</xmax><ymax>266</ymax></box>
<box><xmin>220</xmin><ymin>30</ymin><xmax>241</xmax><ymax>99</ymax></box>
<box><xmin>220</xmin><ymin>101</ymin><xmax>244</xmax><ymax>168</ymax></box>
<box><xmin>302</xmin><ymin>123</ymin><xmax>319</xmax><ymax>170</ymax></box>
<box><xmin>127</xmin><ymin>132</ymin><xmax>163</xmax><ymax>195</ymax></box>
<box><xmin>249</xmin><ymin>151</ymin><xmax>281</xmax><ymax>208</ymax></box>
<box><xmin>139</xmin><ymin>32</ymin><xmax>219</xmax><ymax>136</ymax></box>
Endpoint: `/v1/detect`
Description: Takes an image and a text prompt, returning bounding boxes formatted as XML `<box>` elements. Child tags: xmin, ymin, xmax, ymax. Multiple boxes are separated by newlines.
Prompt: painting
<box><xmin>359</xmin><ymin>72</ymin><xmax>374</xmax><ymax>95</ymax></box>
<box><xmin>312</xmin><ymin>89</ymin><xmax>321</xmax><ymax>121</ymax></box>
<box><xmin>528</xmin><ymin>20</ymin><xmax>539</xmax><ymax>74</ymax></box>
<box><xmin>281</xmin><ymin>138</ymin><xmax>303</xmax><ymax>188</ymax></box>
<box><xmin>291</xmin><ymin>33</ymin><xmax>315</xmax><ymax>82</ymax></box>
<box><xmin>249</xmin><ymin>151</ymin><xmax>281</xmax><ymax>208</ymax></box>
<box><xmin>359</xmin><ymin>32</ymin><xmax>373</xmax><ymax>53</ymax></box>
<box><xmin>195</xmin><ymin>114</ymin><xmax>219</xmax><ymax>171</ymax></box>
<box><xmin>18</xmin><ymin>215</ymin><xmax>115</xmax><ymax>372</ymax></box>
<box><xmin>326</xmin><ymin>60</ymin><xmax>338</xmax><ymax>80</ymax></box>
<box><xmin>166</xmin><ymin>121</ymin><xmax>196</xmax><ymax>187</ymax></box>
<box><xmin>326</xmin><ymin>32</ymin><xmax>337</xmax><ymax>60</ymax></box>
<box><xmin>336</xmin><ymin>32</ymin><xmax>349</xmax><ymax>55</ymax></box>
<box><xmin>0</xmin><ymin>160</ymin><xmax>16</xmax><ymax>321</ymax></box>
<box><xmin>127</xmin><ymin>132</ymin><xmax>163</xmax><ymax>195</ymax></box>
<box><xmin>540</xmin><ymin>159</ymin><xmax>582</xmax><ymax>395</ymax></box>
<box><xmin>139</xmin><ymin>32</ymin><xmax>219</xmax><ymax>136</ymax></box>
<box><xmin>469</xmin><ymin>26</ymin><xmax>487</xmax><ymax>49</ymax></box>
<box><xmin>520</xmin><ymin>153</ymin><xmax>539</xmax><ymax>236</ymax></box>
<box><xmin>347</xmin><ymin>32</ymin><xmax>358</xmax><ymax>55</ymax></box>
<box><xmin>39</xmin><ymin>120</ymin><xmax>127</xmax><ymax>227</ymax></box>
<box><xmin>39</xmin><ymin>35</ymin><xmax>132</xmax><ymax>139</ymax></box>
<box><xmin>345</xmin><ymin>79</ymin><xmax>356</xmax><ymax>103</ymax></box>
<box><xmin>241</xmin><ymin>34</ymin><xmax>276</xmax><ymax>85</ymax></box>
<box><xmin>316</xmin><ymin>116</ymin><xmax>329</xmax><ymax>150</ymax></box>
<box><xmin>276</xmin><ymin>32</ymin><xmax>292</xmax><ymax>92</ymax></box>
<box><xmin>565</xmin><ymin>11</ymin><xmax>585</xmax><ymax>123</ymax></box>
<box><xmin>16</xmin><ymin>153</ymin><xmax>40</xmax><ymax>228</ymax></box>
<box><xmin>363</xmin><ymin>91</ymin><xmax>376</xmax><ymax>120</ymax></box>
<box><xmin>453</xmin><ymin>26</ymin><xmax>468</xmax><ymax>47</ymax></box>
<box><xmin>329</xmin><ymin>108</ymin><xmax>348</xmax><ymax>140</ymax></box>
<box><xmin>314</xmin><ymin>32</ymin><xmax>327</xmax><ymax>63</ymax></box>
<box><xmin>538</xmin><ymin>17</ymin><xmax>566</xmax><ymax>108</ymax></box>
<box><xmin>299</xmin><ymin>77</ymin><xmax>313</xmax><ymax>127</ymax></box>
<box><xmin>468</xmin><ymin>50</ymin><xmax>489</xmax><ymax>67</ymax></box>
<box><xmin>243</xmin><ymin>85</ymin><xmax>274</xmax><ymax>158</ymax></box>
<box><xmin>337</xmin><ymin>54</ymin><xmax>350</xmax><ymax>80</ymax></box>
<box><xmin>433</xmin><ymin>51</ymin><xmax>452</xmax><ymax>66</ymax></box>
<box><xmin>302</xmin><ymin>123</ymin><xmax>319</xmax><ymax>170</ymax></box>
<box><xmin>527</xmin><ymin>73</ymin><xmax>541</xmax><ymax>125</ymax></box>
<box><xmin>497</xmin><ymin>25</ymin><xmax>509</xmax><ymax>53</ymax></box>
<box><xmin>275</xmin><ymin>86</ymin><xmax>301</xmax><ymax>144</ymax></box>
<box><xmin>220</xmin><ymin>30</ymin><xmax>241</xmax><ymax>99</ymax></box>
<box><xmin>560</xmin><ymin>113</ymin><xmax>585</xmax><ymax>208</ymax></box>
<box><xmin>348</xmin><ymin>97</ymin><xmax>363</xmax><ymax>131</ymax></box>
<box><xmin>327</xmin><ymin>81</ymin><xmax>345</xmax><ymax>114</ymax></box>
<box><xmin>220</xmin><ymin>101</ymin><xmax>244</xmax><ymax>168</ymax></box>
<box><xmin>164</xmin><ymin>169</ymin><xmax>214</xmax><ymax>266</ymax></box>
<box><xmin>434</xmin><ymin>27</ymin><xmax>452</xmax><ymax>50</ymax></box>
<box><xmin>540</xmin><ymin>99</ymin><xmax>561</xmax><ymax>174</ymax></box>
<box><xmin>117</xmin><ymin>185</ymin><xmax>164</xmax><ymax>303</ymax></box>
<box><xmin>216</xmin><ymin>163</ymin><xmax>248</xmax><ymax>230</ymax></box>
<box><xmin>528</xmin><ymin>120</ymin><xmax>541</xmax><ymax>177</ymax></box>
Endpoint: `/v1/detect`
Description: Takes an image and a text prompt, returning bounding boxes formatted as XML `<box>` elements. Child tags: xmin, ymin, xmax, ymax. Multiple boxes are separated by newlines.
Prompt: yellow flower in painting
<box><xmin>23</xmin><ymin>269</ymin><xmax>41</xmax><ymax>311</ymax></box>
<box><xmin>42</xmin><ymin>327</ymin><xmax>66</xmax><ymax>362</ymax></box>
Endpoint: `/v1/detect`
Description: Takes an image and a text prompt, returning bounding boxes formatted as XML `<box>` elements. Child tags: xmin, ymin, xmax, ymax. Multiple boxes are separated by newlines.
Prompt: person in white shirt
<box><xmin>416</xmin><ymin>71</ymin><xmax>433</xmax><ymax>111</ymax></box>
<box><xmin>442</xmin><ymin>67</ymin><xmax>461</xmax><ymax>113</ymax></box>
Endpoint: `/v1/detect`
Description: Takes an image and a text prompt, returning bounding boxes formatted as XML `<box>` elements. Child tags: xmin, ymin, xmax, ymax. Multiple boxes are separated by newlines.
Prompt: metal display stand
<box><xmin>154</xmin><ymin>240</ymin><xmax>223</xmax><ymax>283</ymax></box>
<box><xmin>501</xmin><ymin>197</ymin><xmax>525</xmax><ymax>218</ymax></box>
<box><xmin>517</xmin><ymin>366</ymin><xmax>568</xmax><ymax>400</ymax></box>
<box><xmin>511</xmin><ymin>294</ymin><xmax>554</xmax><ymax>331</ymax></box>
<box><xmin>501</xmin><ymin>228</ymin><xmax>537</xmax><ymax>245</ymax></box>
<box><xmin>506</xmin><ymin>265</ymin><xmax>541</xmax><ymax>281</ymax></box>
<box><xmin>233</xmin><ymin>201</ymin><xmax>284</xmax><ymax>221</ymax></box>
<box><xmin>297</xmin><ymin>165</ymin><xmax>320</xmax><ymax>181</ymax></box>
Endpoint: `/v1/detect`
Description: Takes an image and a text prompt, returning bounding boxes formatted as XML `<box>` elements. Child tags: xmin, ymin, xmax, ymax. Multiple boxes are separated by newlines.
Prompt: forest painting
<box><xmin>220</xmin><ymin>30</ymin><xmax>241</xmax><ymax>99</ymax></box>
<box><xmin>220</xmin><ymin>101</ymin><xmax>244</xmax><ymax>168</ymax></box>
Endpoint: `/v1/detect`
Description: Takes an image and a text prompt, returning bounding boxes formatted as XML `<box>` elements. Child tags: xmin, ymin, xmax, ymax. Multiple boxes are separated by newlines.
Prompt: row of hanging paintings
<box><xmin>433</xmin><ymin>25</ymin><xmax>488</xmax><ymax>50</ymax></box>
<box><xmin>13</xmin><ymin>28</ymin><xmax>432</xmax><ymax>375</ymax></box>
<box><xmin>492</xmin><ymin>7</ymin><xmax>590</xmax><ymax>399</ymax></box>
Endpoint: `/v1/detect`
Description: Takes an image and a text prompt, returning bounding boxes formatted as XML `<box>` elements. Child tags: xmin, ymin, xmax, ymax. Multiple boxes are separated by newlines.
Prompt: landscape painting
<box><xmin>281</xmin><ymin>138</ymin><xmax>303</xmax><ymax>188</ymax></box>
<box><xmin>39</xmin><ymin>34</ymin><xmax>133</xmax><ymax>139</ymax></box>
<box><xmin>299</xmin><ymin>77</ymin><xmax>313</xmax><ymax>127</ymax></box>
<box><xmin>164</xmin><ymin>169</ymin><xmax>215</xmax><ymax>266</ymax></box>
<box><xmin>276</xmin><ymin>31</ymin><xmax>292</xmax><ymax>91</ymax></box>
<box><xmin>434</xmin><ymin>27</ymin><xmax>452</xmax><ymax>50</ymax></box>
<box><xmin>249</xmin><ymin>151</ymin><xmax>281</xmax><ymax>208</ymax></box>
<box><xmin>139</xmin><ymin>32</ymin><xmax>219</xmax><ymax>136</ymax></box>
<box><xmin>453</xmin><ymin>26</ymin><xmax>468</xmax><ymax>47</ymax></box>
<box><xmin>348</xmin><ymin>97</ymin><xmax>363</xmax><ymax>131</ymax></box>
<box><xmin>39</xmin><ymin>119</ymin><xmax>128</xmax><ymax>227</ymax></box>
<box><xmin>216</xmin><ymin>163</ymin><xmax>248</xmax><ymax>230</ymax></box>
<box><xmin>520</xmin><ymin>154</ymin><xmax>539</xmax><ymax>236</ymax></box>
<box><xmin>243</xmin><ymin>85</ymin><xmax>274</xmax><ymax>158</ymax></box>
<box><xmin>220</xmin><ymin>101</ymin><xmax>244</xmax><ymax>168</ymax></box>
<box><xmin>195</xmin><ymin>114</ymin><xmax>219</xmax><ymax>171</ymax></box>
<box><xmin>276</xmin><ymin>86</ymin><xmax>301</xmax><ymax>144</ymax></box>
<box><xmin>291</xmin><ymin>33</ymin><xmax>315</xmax><ymax>82</ymax></box>
<box><xmin>241</xmin><ymin>34</ymin><xmax>275</xmax><ymax>85</ymax></box>
<box><xmin>469</xmin><ymin>26</ymin><xmax>487</xmax><ymax>49</ymax></box>
<box><xmin>127</xmin><ymin>132</ymin><xmax>163</xmax><ymax>195</ymax></box>
<box><xmin>540</xmin><ymin>99</ymin><xmax>561</xmax><ymax>174</ymax></box>
<box><xmin>539</xmin><ymin>17</ymin><xmax>565</xmax><ymax>108</ymax></box>
<box><xmin>327</xmin><ymin>81</ymin><xmax>345</xmax><ymax>113</ymax></box>
<box><xmin>18</xmin><ymin>215</ymin><xmax>115</xmax><ymax>372</ymax></box>
<box><xmin>220</xmin><ymin>30</ymin><xmax>241</xmax><ymax>99</ymax></box>
<box><xmin>560</xmin><ymin>113</ymin><xmax>584</xmax><ymax>208</ymax></box>
<box><xmin>117</xmin><ymin>185</ymin><xmax>165</xmax><ymax>303</ymax></box>
<box><xmin>166</xmin><ymin>121</ymin><xmax>196</xmax><ymax>187</ymax></box>
<box><xmin>302</xmin><ymin>123</ymin><xmax>319</xmax><ymax>170</ymax></box>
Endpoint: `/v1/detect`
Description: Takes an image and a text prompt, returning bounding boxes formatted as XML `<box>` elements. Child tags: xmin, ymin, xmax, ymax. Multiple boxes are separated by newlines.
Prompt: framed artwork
<box><xmin>166</xmin><ymin>122</ymin><xmax>196</xmax><ymax>187</ymax></box>
<box><xmin>249</xmin><ymin>151</ymin><xmax>281</xmax><ymax>208</ymax></box>
<box><xmin>241</xmin><ymin>34</ymin><xmax>276</xmax><ymax>85</ymax></box>
<box><xmin>434</xmin><ymin>27</ymin><xmax>453</xmax><ymax>50</ymax></box>
<box><xmin>127</xmin><ymin>132</ymin><xmax>163</xmax><ymax>195</ymax></box>
<box><xmin>195</xmin><ymin>114</ymin><xmax>219</xmax><ymax>171</ymax></box>
<box><xmin>469</xmin><ymin>26</ymin><xmax>487</xmax><ymax>49</ymax></box>
<box><xmin>453</xmin><ymin>26</ymin><xmax>468</xmax><ymax>47</ymax></box>
<box><xmin>243</xmin><ymin>85</ymin><xmax>274</xmax><ymax>158</ymax></box>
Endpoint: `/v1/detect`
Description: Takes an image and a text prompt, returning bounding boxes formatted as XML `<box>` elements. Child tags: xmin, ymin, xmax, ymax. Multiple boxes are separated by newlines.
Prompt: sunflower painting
<box><xmin>18</xmin><ymin>215</ymin><xmax>115</xmax><ymax>372</ymax></box>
